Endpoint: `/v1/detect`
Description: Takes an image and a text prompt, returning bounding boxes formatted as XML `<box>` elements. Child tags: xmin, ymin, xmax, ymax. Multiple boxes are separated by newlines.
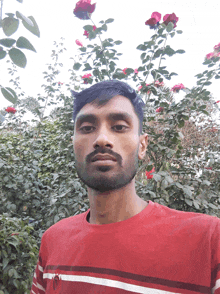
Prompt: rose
<box><xmin>154</xmin><ymin>80</ymin><xmax>164</xmax><ymax>87</ymax></box>
<box><xmin>83</xmin><ymin>25</ymin><xmax>97</xmax><ymax>38</ymax></box>
<box><xmin>171</xmin><ymin>83</ymin><xmax>185</xmax><ymax>93</ymax></box>
<box><xmin>145</xmin><ymin>12</ymin><xmax>161</xmax><ymax>29</ymax></box>
<box><xmin>163</xmin><ymin>13</ymin><xmax>179</xmax><ymax>28</ymax></box>
<box><xmin>73</xmin><ymin>0</ymin><xmax>96</xmax><ymax>20</ymax></box>
<box><xmin>82</xmin><ymin>73</ymin><xmax>92</xmax><ymax>84</ymax></box>
<box><xmin>156</xmin><ymin>107</ymin><xmax>164</xmax><ymax>113</ymax></box>
<box><xmin>214</xmin><ymin>42</ymin><xmax>220</xmax><ymax>52</ymax></box>
<box><xmin>122</xmin><ymin>68</ymin><xmax>128</xmax><ymax>75</ymax></box>
<box><xmin>145</xmin><ymin>167</ymin><xmax>155</xmax><ymax>179</ymax></box>
<box><xmin>76</xmin><ymin>39</ymin><xmax>83</xmax><ymax>47</ymax></box>
<box><xmin>5</xmin><ymin>107</ymin><xmax>16</xmax><ymax>114</ymax></box>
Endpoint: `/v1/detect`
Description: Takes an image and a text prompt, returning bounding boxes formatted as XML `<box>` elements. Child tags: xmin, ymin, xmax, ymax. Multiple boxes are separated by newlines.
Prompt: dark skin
<box><xmin>72</xmin><ymin>95</ymin><xmax>148</xmax><ymax>225</ymax></box>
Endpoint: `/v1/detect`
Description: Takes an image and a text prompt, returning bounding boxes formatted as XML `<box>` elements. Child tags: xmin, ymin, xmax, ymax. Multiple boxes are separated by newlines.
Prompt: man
<box><xmin>31</xmin><ymin>80</ymin><xmax>220</xmax><ymax>293</ymax></box>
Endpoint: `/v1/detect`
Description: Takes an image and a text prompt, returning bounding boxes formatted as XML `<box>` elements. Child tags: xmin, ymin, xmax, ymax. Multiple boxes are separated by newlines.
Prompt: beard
<box><xmin>74</xmin><ymin>148</ymin><xmax>139</xmax><ymax>193</ymax></box>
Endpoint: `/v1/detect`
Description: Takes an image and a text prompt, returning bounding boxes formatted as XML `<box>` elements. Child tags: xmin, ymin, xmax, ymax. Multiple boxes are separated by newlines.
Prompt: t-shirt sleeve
<box><xmin>30</xmin><ymin>245</ymin><xmax>46</xmax><ymax>294</ymax></box>
<box><xmin>211</xmin><ymin>219</ymin><xmax>220</xmax><ymax>294</ymax></box>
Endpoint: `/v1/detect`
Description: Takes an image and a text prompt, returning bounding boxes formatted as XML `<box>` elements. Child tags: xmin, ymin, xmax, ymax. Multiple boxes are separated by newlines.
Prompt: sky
<box><xmin>1</xmin><ymin>0</ymin><xmax>220</xmax><ymax>122</ymax></box>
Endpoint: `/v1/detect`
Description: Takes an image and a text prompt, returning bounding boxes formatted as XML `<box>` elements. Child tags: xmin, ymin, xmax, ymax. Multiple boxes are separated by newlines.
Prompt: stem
<box><xmin>153</xmin><ymin>33</ymin><xmax>168</xmax><ymax>84</ymax></box>
<box><xmin>89</xmin><ymin>16</ymin><xmax>111</xmax><ymax>80</ymax></box>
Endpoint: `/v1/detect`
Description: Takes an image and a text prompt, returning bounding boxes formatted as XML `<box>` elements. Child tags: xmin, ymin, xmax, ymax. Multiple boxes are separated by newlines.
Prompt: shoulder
<box><xmin>42</xmin><ymin>210</ymin><xmax>88</xmax><ymax>240</ymax></box>
<box><xmin>152</xmin><ymin>201</ymin><xmax>220</xmax><ymax>232</ymax></box>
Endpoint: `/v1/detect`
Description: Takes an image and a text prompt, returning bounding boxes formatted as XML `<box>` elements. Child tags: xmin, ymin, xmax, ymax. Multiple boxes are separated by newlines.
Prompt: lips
<box><xmin>92</xmin><ymin>154</ymin><xmax>116</xmax><ymax>162</ymax></box>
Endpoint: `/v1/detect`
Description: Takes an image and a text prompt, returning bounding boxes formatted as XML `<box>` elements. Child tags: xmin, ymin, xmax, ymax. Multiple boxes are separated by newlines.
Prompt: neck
<box><xmin>87</xmin><ymin>186</ymin><xmax>148</xmax><ymax>225</ymax></box>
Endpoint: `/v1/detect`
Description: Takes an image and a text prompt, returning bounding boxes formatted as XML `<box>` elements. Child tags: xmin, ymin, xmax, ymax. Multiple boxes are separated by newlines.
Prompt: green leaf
<box><xmin>140</xmin><ymin>52</ymin><xmax>146</xmax><ymax>60</ymax></box>
<box><xmin>2</xmin><ymin>17</ymin><xmax>19</xmax><ymax>36</ymax></box>
<box><xmin>1</xmin><ymin>87</ymin><xmax>18</xmax><ymax>103</ymax></box>
<box><xmin>16</xmin><ymin>36</ymin><xmax>36</xmax><ymax>52</ymax></box>
<box><xmin>164</xmin><ymin>46</ymin><xmax>175</xmax><ymax>56</ymax></box>
<box><xmin>9</xmin><ymin>48</ymin><xmax>27</xmax><ymax>68</ymax></box>
<box><xmin>114</xmin><ymin>40</ymin><xmax>122</xmax><ymax>45</ymax></box>
<box><xmin>101</xmin><ymin>24</ymin><xmax>107</xmax><ymax>31</ymax></box>
<box><xmin>0</xmin><ymin>49</ymin><xmax>7</xmax><ymax>59</ymax></box>
<box><xmin>215</xmin><ymin>75</ymin><xmax>220</xmax><ymax>79</ymax></box>
<box><xmin>0</xmin><ymin>38</ymin><xmax>16</xmax><ymax>47</ymax></box>
<box><xmin>105</xmin><ymin>18</ymin><xmax>114</xmax><ymax>24</ymax></box>
<box><xmin>136</xmin><ymin>44</ymin><xmax>147</xmax><ymax>51</ymax></box>
<box><xmin>176</xmin><ymin>49</ymin><xmax>185</xmax><ymax>54</ymax></box>
<box><xmin>83</xmin><ymin>25</ymin><xmax>94</xmax><ymax>32</ymax></box>
<box><xmin>16</xmin><ymin>11</ymin><xmax>33</xmax><ymax>26</ymax></box>
<box><xmin>99</xmin><ymin>20</ymin><xmax>104</xmax><ymax>24</ymax></box>
<box><xmin>176</xmin><ymin>30</ymin><xmax>183</xmax><ymax>34</ymax></box>
<box><xmin>178</xmin><ymin>120</ymin><xmax>185</xmax><ymax>128</ymax></box>
<box><xmin>73</xmin><ymin>62</ymin><xmax>82</xmax><ymax>70</ymax></box>
<box><xmin>21</xmin><ymin>16</ymin><xmax>40</xmax><ymax>37</ymax></box>
<box><xmin>79</xmin><ymin>47</ymin><xmax>86</xmax><ymax>52</ymax></box>
<box><xmin>166</xmin><ymin>22</ymin><xmax>174</xmax><ymax>32</ymax></box>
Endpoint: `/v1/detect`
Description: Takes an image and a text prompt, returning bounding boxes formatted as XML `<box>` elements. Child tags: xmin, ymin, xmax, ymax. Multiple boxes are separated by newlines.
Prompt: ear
<box><xmin>138</xmin><ymin>133</ymin><xmax>148</xmax><ymax>160</ymax></box>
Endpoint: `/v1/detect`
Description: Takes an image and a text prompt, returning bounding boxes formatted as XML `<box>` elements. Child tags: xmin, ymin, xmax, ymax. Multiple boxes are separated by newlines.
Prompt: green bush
<box><xmin>0</xmin><ymin>214</ymin><xmax>38</xmax><ymax>294</ymax></box>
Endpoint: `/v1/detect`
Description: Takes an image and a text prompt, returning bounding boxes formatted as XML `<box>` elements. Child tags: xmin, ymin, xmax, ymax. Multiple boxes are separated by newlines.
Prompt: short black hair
<box><xmin>71</xmin><ymin>79</ymin><xmax>145</xmax><ymax>135</ymax></box>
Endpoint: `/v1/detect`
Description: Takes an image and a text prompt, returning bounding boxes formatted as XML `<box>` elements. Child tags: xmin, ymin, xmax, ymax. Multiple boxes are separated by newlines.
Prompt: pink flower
<box><xmin>214</xmin><ymin>42</ymin><xmax>220</xmax><ymax>52</ymax></box>
<box><xmin>206</xmin><ymin>52</ymin><xmax>215</xmax><ymax>60</ymax></box>
<box><xmin>58</xmin><ymin>82</ymin><xmax>63</xmax><ymax>86</ymax></box>
<box><xmin>83</xmin><ymin>25</ymin><xmax>96</xmax><ymax>38</ymax></box>
<box><xmin>163</xmin><ymin>13</ymin><xmax>179</xmax><ymax>28</ymax></box>
<box><xmin>73</xmin><ymin>0</ymin><xmax>96</xmax><ymax>20</ymax></box>
<box><xmin>122</xmin><ymin>68</ymin><xmax>128</xmax><ymax>75</ymax></box>
<box><xmin>82</xmin><ymin>73</ymin><xmax>92</xmax><ymax>84</ymax></box>
<box><xmin>156</xmin><ymin>107</ymin><xmax>164</xmax><ymax>113</ymax></box>
<box><xmin>5</xmin><ymin>107</ymin><xmax>16</xmax><ymax>114</ymax></box>
<box><xmin>145</xmin><ymin>167</ymin><xmax>155</xmax><ymax>179</ymax></box>
<box><xmin>76</xmin><ymin>39</ymin><xmax>83</xmax><ymax>47</ymax></box>
<box><xmin>134</xmin><ymin>68</ymin><xmax>138</xmax><ymax>74</ymax></box>
<box><xmin>171</xmin><ymin>83</ymin><xmax>185</xmax><ymax>93</ymax></box>
<box><xmin>138</xmin><ymin>84</ymin><xmax>150</xmax><ymax>94</ymax></box>
<box><xmin>154</xmin><ymin>80</ymin><xmax>164</xmax><ymax>87</ymax></box>
<box><xmin>145</xmin><ymin>12</ymin><xmax>161</xmax><ymax>29</ymax></box>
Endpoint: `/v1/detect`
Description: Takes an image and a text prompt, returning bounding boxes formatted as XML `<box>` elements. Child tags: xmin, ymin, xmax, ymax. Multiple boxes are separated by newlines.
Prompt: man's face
<box><xmin>72</xmin><ymin>95</ymin><xmax>147</xmax><ymax>193</ymax></box>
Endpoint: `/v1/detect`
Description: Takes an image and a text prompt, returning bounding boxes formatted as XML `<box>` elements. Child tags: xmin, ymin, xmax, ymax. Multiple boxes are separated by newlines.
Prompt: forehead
<box><xmin>75</xmin><ymin>95</ymin><xmax>137</xmax><ymax>122</ymax></box>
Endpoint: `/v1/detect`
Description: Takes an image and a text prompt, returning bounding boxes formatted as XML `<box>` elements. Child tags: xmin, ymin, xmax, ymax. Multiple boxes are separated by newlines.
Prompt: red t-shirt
<box><xmin>31</xmin><ymin>200</ymin><xmax>220</xmax><ymax>293</ymax></box>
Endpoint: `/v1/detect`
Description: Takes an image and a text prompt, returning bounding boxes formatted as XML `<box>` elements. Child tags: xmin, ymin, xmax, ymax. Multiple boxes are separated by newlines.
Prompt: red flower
<box><xmin>163</xmin><ymin>13</ymin><xmax>179</xmax><ymax>28</ymax></box>
<box><xmin>205</xmin><ymin>167</ymin><xmax>212</xmax><ymax>170</ymax></box>
<box><xmin>73</xmin><ymin>0</ymin><xmax>96</xmax><ymax>20</ymax></box>
<box><xmin>83</xmin><ymin>25</ymin><xmax>96</xmax><ymax>38</ymax></box>
<box><xmin>145</xmin><ymin>167</ymin><xmax>155</xmax><ymax>179</ymax></box>
<box><xmin>214</xmin><ymin>42</ymin><xmax>220</xmax><ymax>52</ymax></box>
<box><xmin>154</xmin><ymin>80</ymin><xmax>164</xmax><ymax>87</ymax></box>
<box><xmin>11</xmin><ymin>233</ymin><xmax>19</xmax><ymax>236</ymax></box>
<box><xmin>5</xmin><ymin>107</ymin><xmax>16</xmax><ymax>114</ymax></box>
<box><xmin>122</xmin><ymin>68</ymin><xmax>128</xmax><ymax>75</ymax></box>
<box><xmin>156</xmin><ymin>107</ymin><xmax>164</xmax><ymax>113</ymax></box>
<box><xmin>145</xmin><ymin>12</ymin><xmax>161</xmax><ymax>29</ymax></box>
<box><xmin>171</xmin><ymin>83</ymin><xmax>185</xmax><ymax>93</ymax></box>
<box><xmin>82</xmin><ymin>73</ymin><xmax>92</xmax><ymax>84</ymax></box>
<box><xmin>76</xmin><ymin>39</ymin><xmax>83</xmax><ymax>47</ymax></box>
<box><xmin>214</xmin><ymin>100</ymin><xmax>220</xmax><ymax>104</ymax></box>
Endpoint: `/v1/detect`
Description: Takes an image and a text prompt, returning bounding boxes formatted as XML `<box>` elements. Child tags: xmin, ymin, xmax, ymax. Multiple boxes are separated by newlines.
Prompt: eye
<box><xmin>79</xmin><ymin>125</ymin><xmax>128</xmax><ymax>133</ymax></box>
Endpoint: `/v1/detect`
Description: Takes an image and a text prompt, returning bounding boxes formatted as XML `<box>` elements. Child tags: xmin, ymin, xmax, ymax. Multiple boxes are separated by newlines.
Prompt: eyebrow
<box><xmin>75</xmin><ymin>112</ymin><xmax>133</xmax><ymax>128</ymax></box>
